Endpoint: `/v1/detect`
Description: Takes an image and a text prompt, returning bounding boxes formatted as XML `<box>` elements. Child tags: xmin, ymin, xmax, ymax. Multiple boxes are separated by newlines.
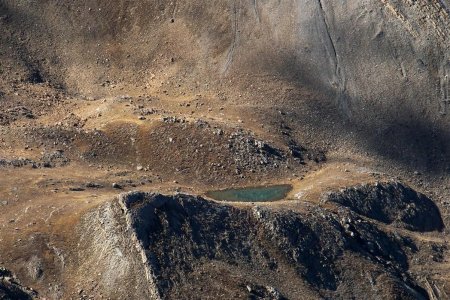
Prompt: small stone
<box><xmin>112</xmin><ymin>183</ymin><xmax>122</xmax><ymax>189</ymax></box>
<box><xmin>136</xmin><ymin>165</ymin><xmax>143</xmax><ymax>171</ymax></box>
<box><xmin>85</xmin><ymin>182</ymin><xmax>103</xmax><ymax>189</ymax></box>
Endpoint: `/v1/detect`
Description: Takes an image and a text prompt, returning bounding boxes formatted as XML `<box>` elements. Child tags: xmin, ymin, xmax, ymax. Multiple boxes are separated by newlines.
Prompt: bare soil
<box><xmin>0</xmin><ymin>0</ymin><xmax>449</xmax><ymax>299</ymax></box>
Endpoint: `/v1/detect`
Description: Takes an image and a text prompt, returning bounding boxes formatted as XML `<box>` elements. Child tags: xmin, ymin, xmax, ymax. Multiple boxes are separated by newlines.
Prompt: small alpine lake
<box><xmin>205</xmin><ymin>184</ymin><xmax>292</xmax><ymax>202</ymax></box>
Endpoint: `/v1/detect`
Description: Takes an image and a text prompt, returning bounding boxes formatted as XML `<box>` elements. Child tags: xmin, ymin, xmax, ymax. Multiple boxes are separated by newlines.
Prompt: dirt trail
<box><xmin>0</xmin><ymin>0</ymin><xmax>449</xmax><ymax>298</ymax></box>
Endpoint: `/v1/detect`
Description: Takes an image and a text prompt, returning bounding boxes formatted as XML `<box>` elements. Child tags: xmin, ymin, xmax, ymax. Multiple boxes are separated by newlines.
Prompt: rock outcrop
<box><xmin>0</xmin><ymin>268</ymin><xmax>37</xmax><ymax>300</ymax></box>
<box><xmin>326</xmin><ymin>181</ymin><xmax>444</xmax><ymax>232</ymax></box>
<box><xmin>77</xmin><ymin>191</ymin><xmax>440</xmax><ymax>299</ymax></box>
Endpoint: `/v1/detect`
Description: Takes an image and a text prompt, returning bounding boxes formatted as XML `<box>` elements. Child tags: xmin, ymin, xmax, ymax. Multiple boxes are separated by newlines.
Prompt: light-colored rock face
<box><xmin>227</xmin><ymin>0</ymin><xmax>449</xmax><ymax>123</ymax></box>
<box><xmin>76</xmin><ymin>200</ymin><xmax>153</xmax><ymax>300</ymax></box>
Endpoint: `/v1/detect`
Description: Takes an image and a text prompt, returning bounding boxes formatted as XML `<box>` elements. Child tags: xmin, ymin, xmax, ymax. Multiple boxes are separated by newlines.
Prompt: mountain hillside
<box><xmin>0</xmin><ymin>1</ymin><xmax>449</xmax><ymax>299</ymax></box>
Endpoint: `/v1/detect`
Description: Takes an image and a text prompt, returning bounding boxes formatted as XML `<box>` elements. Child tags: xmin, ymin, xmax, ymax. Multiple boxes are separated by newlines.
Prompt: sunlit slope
<box><xmin>1</xmin><ymin>0</ymin><xmax>449</xmax><ymax>169</ymax></box>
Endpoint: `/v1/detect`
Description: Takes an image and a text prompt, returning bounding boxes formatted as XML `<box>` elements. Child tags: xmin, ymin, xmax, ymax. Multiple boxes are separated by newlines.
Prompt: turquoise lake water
<box><xmin>206</xmin><ymin>184</ymin><xmax>292</xmax><ymax>202</ymax></box>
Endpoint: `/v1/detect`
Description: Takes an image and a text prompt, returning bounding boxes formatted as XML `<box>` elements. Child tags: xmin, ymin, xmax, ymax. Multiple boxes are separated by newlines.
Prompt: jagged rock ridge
<box><xmin>78</xmin><ymin>184</ymin><xmax>443</xmax><ymax>299</ymax></box>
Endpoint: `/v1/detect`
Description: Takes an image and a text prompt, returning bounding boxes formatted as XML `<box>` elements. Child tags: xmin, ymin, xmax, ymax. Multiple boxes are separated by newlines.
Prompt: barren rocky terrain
<box><xmin>0</xmin><ymin>0</ymin><xmax>449</xmax><ymax>299</ymax></box>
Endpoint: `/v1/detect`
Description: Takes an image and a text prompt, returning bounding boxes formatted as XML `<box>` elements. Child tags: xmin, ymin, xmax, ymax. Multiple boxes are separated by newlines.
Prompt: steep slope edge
<box><xmin>75</xmin><ymin>189</ymin><xmax>445</xmax><ymax>299</ymax></box>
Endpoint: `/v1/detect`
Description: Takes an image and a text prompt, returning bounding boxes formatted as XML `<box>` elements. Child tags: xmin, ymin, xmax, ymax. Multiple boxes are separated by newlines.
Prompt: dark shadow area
<box><xmin>328</xmin><ymin>182</ymin><xmax>445</xmax><ymax>232</ymax></box>
<box><xmin>27</xmin><ymin>69</ymin><xmax>44</xmax><ymax>84</ymax></box>
<box><xmin>120</xmin><ymin>192</ymin><xmax>426</xmax><ymax>298</ymax></box>
<box><xmin>0</xmin><ymin>3</ymin><xmax>64</xmax><ymax>89</ymax></box>
<box><xmin>0</xmin><ymin>268</ymin><xmax>36</xmax><ymax>300</ymax></box>
<box><xmin>249</xmin><ymin>45</ymin><xmax>450</xmax><ymax>175</ymax></box>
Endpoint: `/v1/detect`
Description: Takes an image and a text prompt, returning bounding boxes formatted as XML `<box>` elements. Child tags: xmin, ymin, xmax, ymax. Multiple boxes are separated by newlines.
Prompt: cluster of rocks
<box><xmin>0</xmin><ymin>106</ymin><xmax>34</xmax><ymax>125</ymax></box>
<box><xmin>0</xmin><ymin>113</ymin><xmax>9</xmax><ymax>126</ymax></box>
<box><xmin>136</xmin><ymin>107</ymin><xmax>158</xmax><ymax>117</ymax></box>
<box><xmin>227</xmin><ymin>129</ymin><xmax>285</xmax><ymax>172</ymax></box>
<box><xmin>23</xmin><ymin>126</ymin><xmax>76</xmax><ymax>150</ymax></box>
<box><xmin>0</xmin><ymin>267</ymin><xmax>37</xmax><ymax>299</ymax></box>
<box><xmin>0</xmin><ymin>150</ymin><xmax>70</xmax><ymax>169</ymax></box>
<box><xmin>4</xmin><ymin>116</ymin><xmax>322</xmax><ymax>185</ymax></box>
<box><xmin>325</xmin><ymin>181</ymin><xmax>444</xmax><ymax>232</ymax></box>
<box><xmin>161</xmin><ymin>116</ymin><xmax>186</xmax><ymax>123</ymax></box>
<box><xmin>6</xmin><ymin>106</ymin><xmax>34</xmax><ymax>119</ymax></box>
<box><xmin>0</xmin><ymin>158</ymin><xmax>36</xmax><ymax>168</ymax></box>
<box><xmin>246</xmin><ymin>284</ymin><xmax>287</xmax><ymax>300</ymax></box>
<box><xmin>58</xmin><ymin>113</ymin><xmax>86</xmax><ymax>128</ymax></box>
<box><xmin>104</xmin><ymin>117</ymin><xmax>312</xmax><ymax>183</ymax></box>
<box><xmin>40</xmin><ymin>150</ymin><xmax>70</xmax><ymax>167</ymax></box>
